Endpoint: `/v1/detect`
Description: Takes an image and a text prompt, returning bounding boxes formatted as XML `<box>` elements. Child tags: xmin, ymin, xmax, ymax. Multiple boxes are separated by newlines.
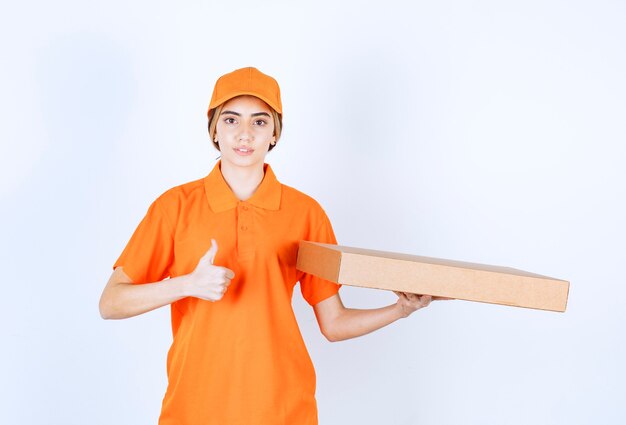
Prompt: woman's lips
<box><xmin>234</xmin><ymin>147</ymin><xmax>254</xmax><ymax>156</ymax></box>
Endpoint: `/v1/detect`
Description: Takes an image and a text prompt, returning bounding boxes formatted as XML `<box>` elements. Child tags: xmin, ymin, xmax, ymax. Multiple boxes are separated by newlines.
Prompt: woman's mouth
<box><xmin>234</xmin><ymin>147</ymin><xmax>254</xmax><ymax>156</ymax></box>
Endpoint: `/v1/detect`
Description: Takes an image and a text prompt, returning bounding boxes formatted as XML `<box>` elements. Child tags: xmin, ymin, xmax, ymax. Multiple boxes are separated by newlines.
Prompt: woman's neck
<box><xmin>219</xmin><ymin>161</ymin><xmax>265</xmax><ymax>201</ymax></box>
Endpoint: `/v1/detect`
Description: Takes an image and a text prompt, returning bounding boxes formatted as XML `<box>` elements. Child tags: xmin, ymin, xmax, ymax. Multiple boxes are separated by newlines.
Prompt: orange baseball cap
<box><xmin>207</xmin><ymin>67</ymin><xmax>282</xmax><ymax>118</ymax></box>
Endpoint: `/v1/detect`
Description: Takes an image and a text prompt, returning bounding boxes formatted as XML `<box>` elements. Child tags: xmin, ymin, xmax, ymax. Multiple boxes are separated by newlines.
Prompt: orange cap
<box><xmin>207</xmin><ymin>67</ymin><xmax>282</xmax><ymax>118</ymax></box>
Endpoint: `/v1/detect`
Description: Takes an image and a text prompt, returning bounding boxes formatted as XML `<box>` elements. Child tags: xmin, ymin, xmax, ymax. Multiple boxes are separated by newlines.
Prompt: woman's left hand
<box><xmin>393</xmin><ymin>292</ymin><xmax>433</xmax><ymax>318</ymax></box>
<box><xmin>394</xmin><ymin>292</ymin><xmax>454</xmax><ymax>318</ymax></box>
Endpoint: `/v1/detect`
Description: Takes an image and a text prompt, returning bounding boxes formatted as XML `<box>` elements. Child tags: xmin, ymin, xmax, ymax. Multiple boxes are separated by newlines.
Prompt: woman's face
<box><xmin>214</xmin><ymin>95</ymin><xmax>275</xmax><ymax>170</ymax></box>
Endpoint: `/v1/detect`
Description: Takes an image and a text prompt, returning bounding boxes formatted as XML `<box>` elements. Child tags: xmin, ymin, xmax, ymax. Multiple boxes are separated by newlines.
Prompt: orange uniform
<box><xmin>114</xmin><ymin>162</ymin><xmax>340</xmax><ymax>424</ymax></box>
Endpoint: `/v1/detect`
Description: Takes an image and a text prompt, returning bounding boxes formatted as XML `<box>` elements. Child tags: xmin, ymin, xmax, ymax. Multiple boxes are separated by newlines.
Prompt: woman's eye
<box><xmin>224</xmin><ymin>117</ymin><xmax>236</xmax><ymax>124</ymax></box>
<box><xmin>254</xmin><ymin>119</ymin><xmax>267</xmax><ymax>126</ymax></box>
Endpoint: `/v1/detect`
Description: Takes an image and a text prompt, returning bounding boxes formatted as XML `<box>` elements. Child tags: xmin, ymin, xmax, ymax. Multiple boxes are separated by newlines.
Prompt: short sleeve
<box><xmin>299</xmin><ymin>211</ymin><xmax>342</xmax><ymax>306</ymax></box>
<box><xmin>113</xmin><ymin>198</ymin><xmax>174</xmax><ymax>284</ymax></box>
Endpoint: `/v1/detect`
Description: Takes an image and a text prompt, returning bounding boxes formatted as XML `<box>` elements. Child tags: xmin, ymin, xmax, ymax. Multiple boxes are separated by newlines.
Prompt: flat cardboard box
<box><xmin>296</xmin><ymin>241</ymin><xmax>569</xmax><ymax>312</ymax></box>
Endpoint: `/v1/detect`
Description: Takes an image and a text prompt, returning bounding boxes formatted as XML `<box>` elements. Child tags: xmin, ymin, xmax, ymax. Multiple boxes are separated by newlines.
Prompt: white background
<box><xmin>1</xmin><ymin>1</ymin><xmax>625</xmax><ymax>424</ymax></box>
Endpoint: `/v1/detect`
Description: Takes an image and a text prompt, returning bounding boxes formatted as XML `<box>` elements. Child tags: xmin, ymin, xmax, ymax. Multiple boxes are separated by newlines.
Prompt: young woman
<box><xmin>99</xmin><ymin>67</ymin><xmax>435</xmax><ymax>425</ymax></box>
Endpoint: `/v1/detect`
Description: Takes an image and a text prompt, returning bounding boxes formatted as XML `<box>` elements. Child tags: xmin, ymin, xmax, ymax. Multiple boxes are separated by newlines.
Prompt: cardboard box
<box><xmin>296</xmin><ymin>241</ymin><xmax>569</xmax><ymax>312</ymax></box>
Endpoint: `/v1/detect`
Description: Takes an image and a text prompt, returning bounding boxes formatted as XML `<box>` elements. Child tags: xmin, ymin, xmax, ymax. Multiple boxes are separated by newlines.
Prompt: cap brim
<box><xmin>208</xmin><ymin>90</ymin><xmax>282</xmax><ymax>116</ymax></box>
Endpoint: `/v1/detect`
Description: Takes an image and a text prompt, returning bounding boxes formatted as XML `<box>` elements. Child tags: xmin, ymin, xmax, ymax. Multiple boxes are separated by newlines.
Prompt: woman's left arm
<box><xmin>313</xmin><ymin>292</ymin><xmax>436</xmax><ymax>342</ymax></box>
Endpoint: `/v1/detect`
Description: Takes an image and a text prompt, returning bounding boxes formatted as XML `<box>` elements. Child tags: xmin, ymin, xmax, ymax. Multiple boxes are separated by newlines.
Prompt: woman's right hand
<box><xmin>185</xmin><ymin>239</ymin><xmax>235</xmax><ymax>302</ymax></box>
<box><xmin>100</xmin><ymin>239</ymin><xmax>235</xmax><ymax>320</ymax></box>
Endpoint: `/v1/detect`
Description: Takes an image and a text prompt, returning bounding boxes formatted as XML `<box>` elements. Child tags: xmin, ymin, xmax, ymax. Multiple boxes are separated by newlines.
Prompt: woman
<box><xmin>99</xmin><ymin>67</ymin><xmax>434</xmax><ymax>425</ymax></box>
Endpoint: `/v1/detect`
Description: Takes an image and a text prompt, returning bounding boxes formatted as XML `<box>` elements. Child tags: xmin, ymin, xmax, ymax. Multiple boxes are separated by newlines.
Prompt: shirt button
<box><xmin>242</xmin><ymin>205</ymin><xmax>249</xmax><ymax>211</ymax></box>
<box><xmin>240</xmin><ymin>225</ymin><xmax>248</xmax><ymax>231</ymax></box>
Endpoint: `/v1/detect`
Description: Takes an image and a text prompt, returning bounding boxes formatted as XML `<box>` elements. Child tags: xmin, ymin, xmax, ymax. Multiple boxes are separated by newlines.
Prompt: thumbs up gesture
<box><xmin>186</xmin><ymin>239</ymin><xmax>235</xmax><ymax>302</ymax></box>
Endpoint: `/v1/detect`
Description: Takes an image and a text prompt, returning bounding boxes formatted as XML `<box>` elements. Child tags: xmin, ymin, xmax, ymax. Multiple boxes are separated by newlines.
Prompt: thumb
<box><xmin>203</xmin><ymin>239</ymin><xmax>218</xmax><ymax>265</ymax></box>
<box><xmin>393</xmin><ymin>291</ymin><xmax>407</xmax><ymax>299</ymax></box>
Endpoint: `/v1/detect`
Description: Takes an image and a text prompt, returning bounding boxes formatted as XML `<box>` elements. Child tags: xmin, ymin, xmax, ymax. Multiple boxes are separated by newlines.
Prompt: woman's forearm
<box><xmin>100</xmin><ymin>250</ymin><xmax>235</xmax><ymax>320</ymax></box>
<box><xmin>325</xmin><ymin>303</ymin><xmax>405</xmax><ymax>342</ymax></box>
<box><xmin>99</xmin><ymin>268</ymin><xmax>190</xmax><ymax>320</ymax></box>
<box><xmin>314</xmin><ymin>293</ymin><xmax>433</xmax><ymax>342</ymax></box>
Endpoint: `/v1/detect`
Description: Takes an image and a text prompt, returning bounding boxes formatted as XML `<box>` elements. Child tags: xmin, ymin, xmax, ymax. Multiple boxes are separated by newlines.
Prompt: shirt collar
<box><xmin>204</xmin><ymin>161</ymin><xmax>282</xmax><ymax>212</ymax></box>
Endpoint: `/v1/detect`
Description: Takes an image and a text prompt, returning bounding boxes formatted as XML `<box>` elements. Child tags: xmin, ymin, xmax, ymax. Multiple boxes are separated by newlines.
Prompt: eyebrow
<box><xmin>220</xmin><ymin>110</ymin><xmax>271</xmax><ymax>118</ymax></box>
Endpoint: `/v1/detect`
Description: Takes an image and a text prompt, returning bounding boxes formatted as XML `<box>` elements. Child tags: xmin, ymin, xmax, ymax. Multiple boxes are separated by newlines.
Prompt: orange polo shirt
<box><xmin>113</xmin><ymin>162</ymin><xmax>341</xmax><ymax>425</ymax></box>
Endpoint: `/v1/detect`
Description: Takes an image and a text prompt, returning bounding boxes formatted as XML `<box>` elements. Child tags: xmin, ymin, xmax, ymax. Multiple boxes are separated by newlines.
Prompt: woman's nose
<box><xmin>238</xmin><ymin>127</ymin><xmax>253</xmax><ymax>142</ymax></box>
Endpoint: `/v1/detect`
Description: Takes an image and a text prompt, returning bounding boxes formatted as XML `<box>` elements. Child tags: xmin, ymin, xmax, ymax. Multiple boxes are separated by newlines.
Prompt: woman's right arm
<box><xmin>99</xmin><ymin>239</ymin><xmax>235</xmax><ymax>320</ymax></box>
